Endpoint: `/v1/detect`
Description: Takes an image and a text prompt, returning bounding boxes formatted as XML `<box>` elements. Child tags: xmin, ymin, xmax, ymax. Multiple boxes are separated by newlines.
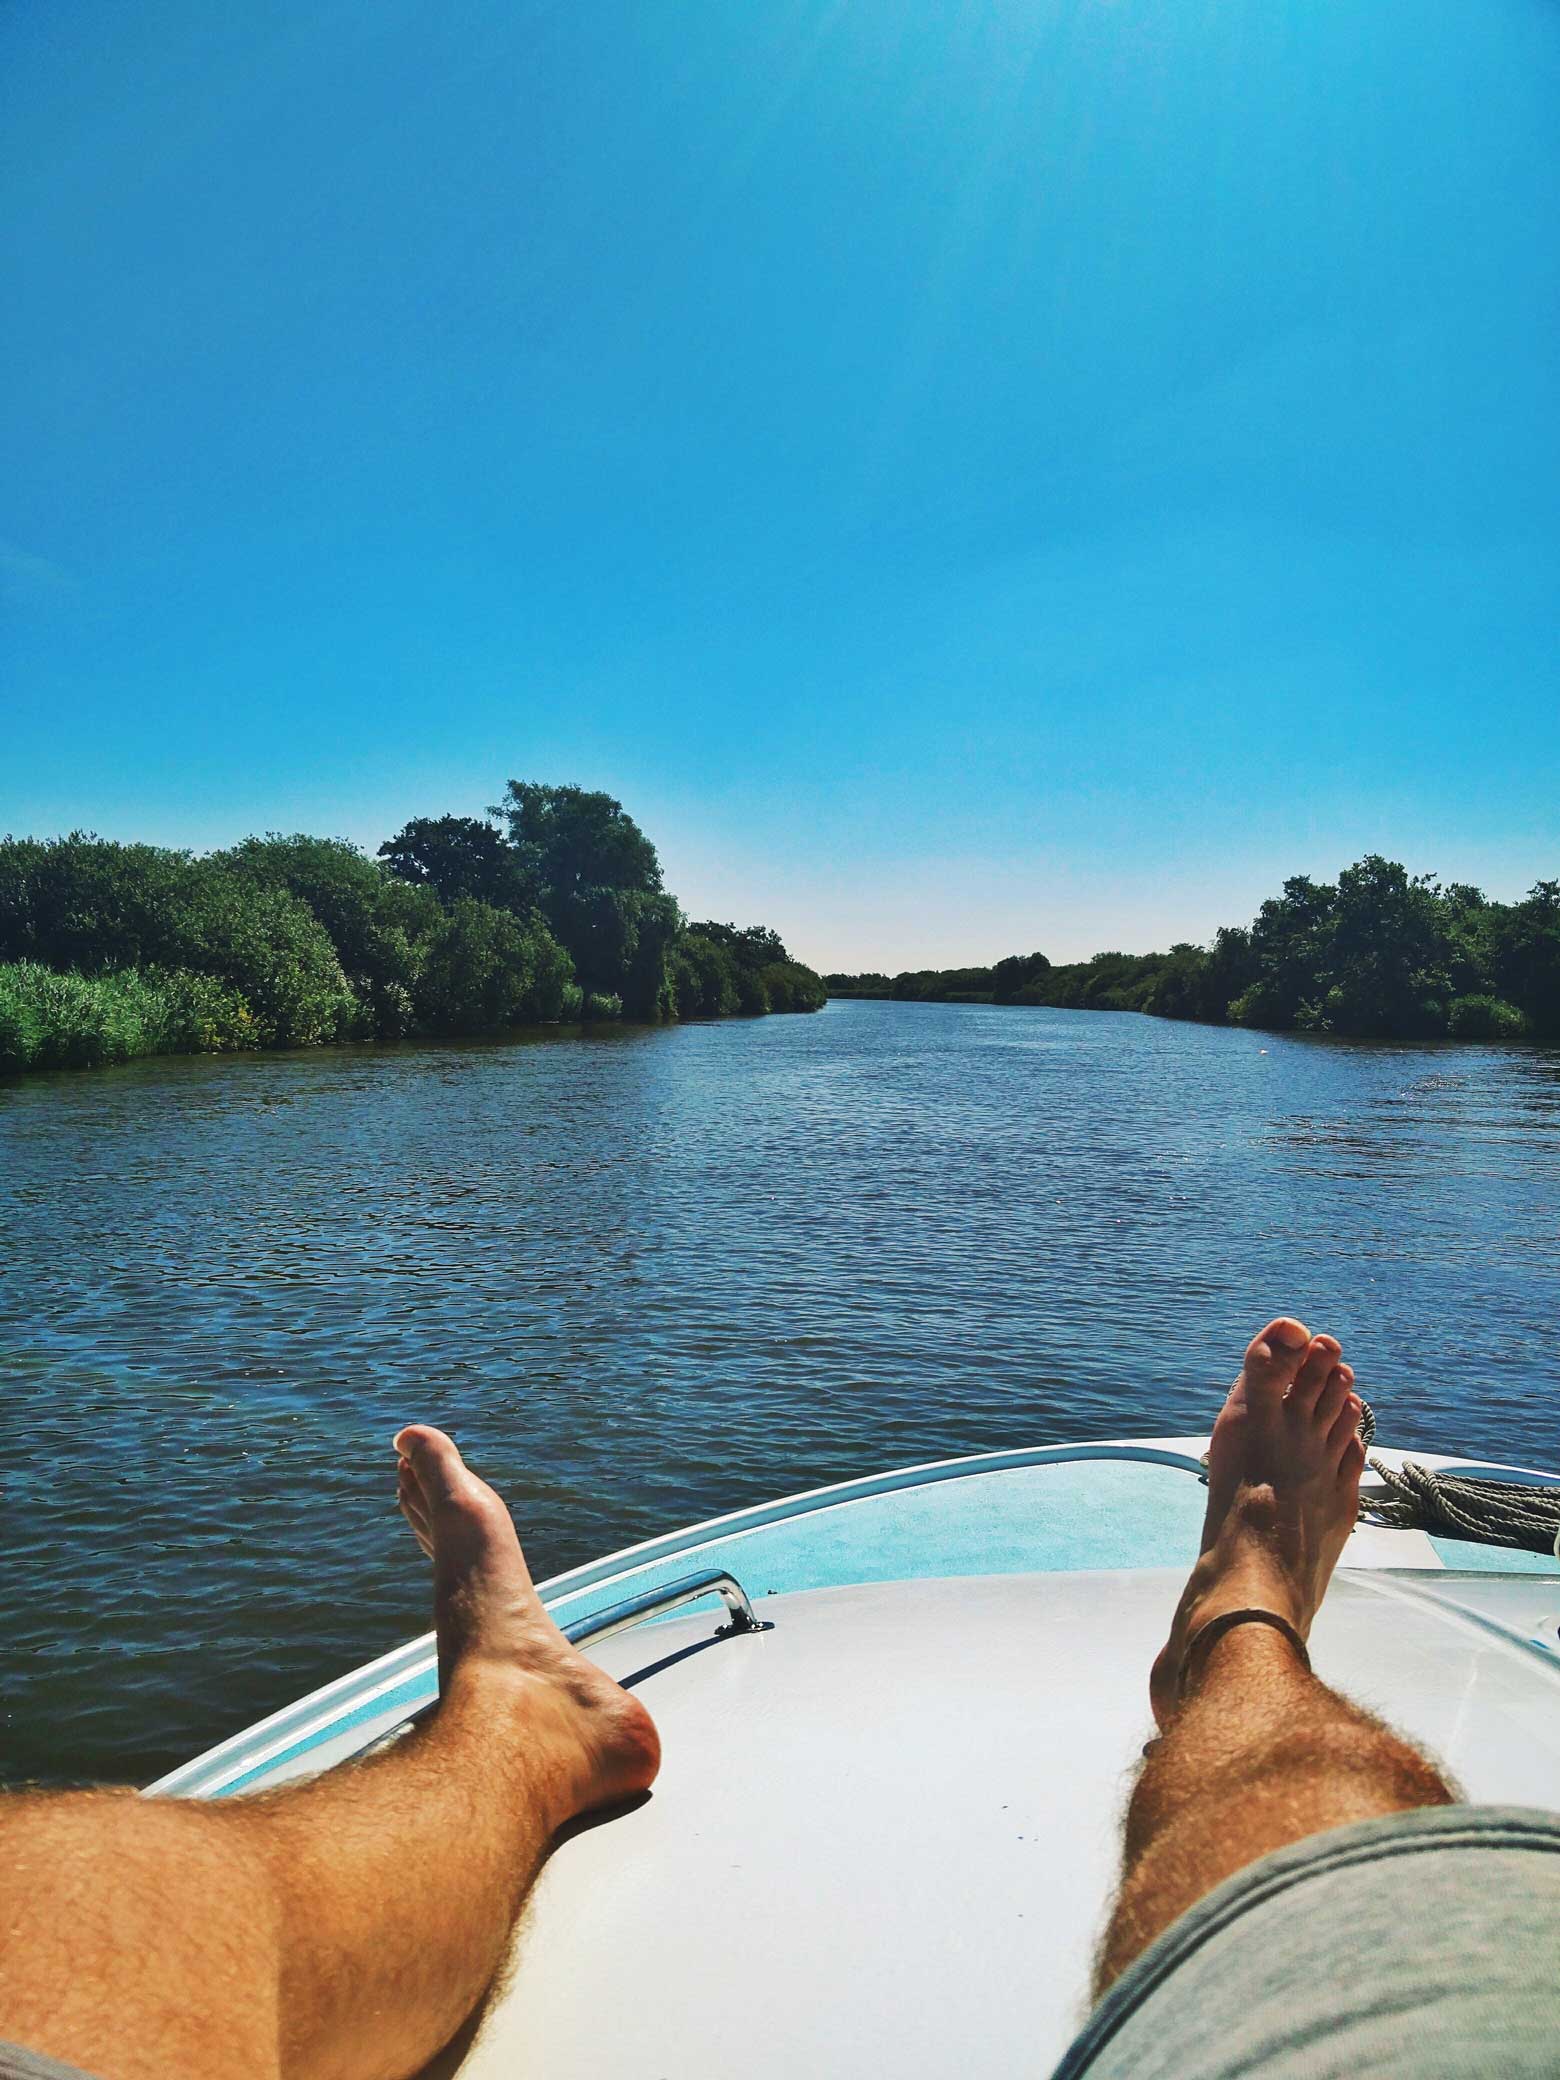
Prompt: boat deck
<box><xmin>147</xmin><ymin>1441</ymin><xmax>1560</xmax><ymax>2076</ymax></box>
<box><xmin>455</xmin><ymin>1561</ymin><xmax>1560</xmax><ymax>2077</ymax></box>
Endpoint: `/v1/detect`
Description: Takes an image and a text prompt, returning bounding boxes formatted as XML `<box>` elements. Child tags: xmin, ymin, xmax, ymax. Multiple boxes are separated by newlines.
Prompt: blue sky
<box><xmin>3</xmin><ymin>1</ymin><xmax>1557</xmax><ymax>970</ymax></box>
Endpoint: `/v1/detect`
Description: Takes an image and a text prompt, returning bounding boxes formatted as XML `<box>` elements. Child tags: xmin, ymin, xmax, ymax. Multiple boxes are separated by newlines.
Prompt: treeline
<box><xmin>0</xmin><ymin>782</ymin><xmax>825</xmax><ymax>1075</ymax></box>
<box><xmin>826</xmin><ymin>856</ymin><xmax>1560</xmax><ymax>1043</ymax></box>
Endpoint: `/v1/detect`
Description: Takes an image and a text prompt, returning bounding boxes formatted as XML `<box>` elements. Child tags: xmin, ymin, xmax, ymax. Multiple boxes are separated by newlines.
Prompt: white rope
<box><xmin>1362</xmin><ymin>1400</ymin><xmax>1560</xmax><ymax>1558</ymax></box>
<box><xmin>1199</xmin><ymin>1397</ymin><xmax>1560</xmax><ymax>1560</ymax></box>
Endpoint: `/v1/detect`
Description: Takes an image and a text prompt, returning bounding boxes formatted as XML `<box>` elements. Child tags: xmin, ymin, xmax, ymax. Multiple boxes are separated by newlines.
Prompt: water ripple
<box><xmin>2</xmin><ymin>1004</ymin><xmax>1558</xmax><ymax>1785</ymax></box>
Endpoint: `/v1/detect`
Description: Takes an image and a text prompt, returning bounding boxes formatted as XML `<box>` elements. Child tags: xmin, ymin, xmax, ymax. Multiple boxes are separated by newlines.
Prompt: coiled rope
<box><xmin>1199</xmin><ymin>1396</ymin><xmax>1560</xmax><ymax>1558</ymax></box>
<box><xmin>1357</xmin><ymin>1398</ymin><xmax>1560</xmax><ymax>1558</ymax></box>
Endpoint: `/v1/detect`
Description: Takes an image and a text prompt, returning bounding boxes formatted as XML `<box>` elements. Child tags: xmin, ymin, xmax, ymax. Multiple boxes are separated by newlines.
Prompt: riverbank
<box><xmin>0</xmin><ymin>783</ymin><xmax>826</xmax><ymax>1076</ymax></box>
<box><xmin>825</xmin><ymin>855</ymin><xmax>1558</xmax><ymax>1044</ymax></box>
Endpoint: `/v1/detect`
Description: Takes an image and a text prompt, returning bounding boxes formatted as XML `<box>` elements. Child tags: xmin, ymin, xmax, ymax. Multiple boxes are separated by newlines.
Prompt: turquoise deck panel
<box><xmin>1429</xmin><ymin>1535</ymin><xmax>1560</xmax><ymax>1574</ymax></box>
<box><xmin>539</xmin><ymin>1461</ymin><xmax>1560</xmax><ymax>1634</ymax></box>
<box><xmin>546</xmin><ymin>1458</ymin><xmax>1209</xmax><ymax>1627</ymax></box>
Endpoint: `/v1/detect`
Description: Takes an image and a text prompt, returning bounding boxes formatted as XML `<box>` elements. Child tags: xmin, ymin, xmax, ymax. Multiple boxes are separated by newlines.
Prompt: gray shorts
<box><xmin>1053</xmin><ymin>1804</ymin><xmax>1560</xmax><ymax>2079</ymax></box>
<box><xmin>0</xmin><ymin>2049</ymin><xmax>101</xmax><ymax>2080</ymax></box>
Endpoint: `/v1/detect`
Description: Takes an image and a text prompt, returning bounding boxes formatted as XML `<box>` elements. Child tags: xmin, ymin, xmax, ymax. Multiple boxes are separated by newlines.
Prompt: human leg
<box><xmin>0</xmin><ymin>1427</ymin><xmax>659</xmax><ymax>2080</ymax></box>
<box><xmin>1096</xmin><ymin>1319</ymin><xmax>1456</xmax><ymax>1993</ymax></box>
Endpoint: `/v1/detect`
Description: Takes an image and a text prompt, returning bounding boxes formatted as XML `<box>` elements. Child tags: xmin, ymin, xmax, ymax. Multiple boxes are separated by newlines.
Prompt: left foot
<box><xmin>1148</xmin><ymin>1318</ymin><xmax>1365</xmax><ymax>1728</ymax></box>
<box><xmin>394</xmin><ymin>1425</ymin><xmax>662</xmax><ymax>1829</ymax></box>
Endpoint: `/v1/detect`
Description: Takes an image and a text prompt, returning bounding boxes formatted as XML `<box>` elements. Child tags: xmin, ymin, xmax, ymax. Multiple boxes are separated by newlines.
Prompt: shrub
<box><xmin>195</xmin><ymin>878</ymin><xmax>356</xmax><ymax>1047</ymax></box>
<box><xmin>756</xmin><ymin>961</ymin><xmax>827</xmax><ymax>1013</ymax></box>
<box><xmin>736</xmin><ymin>967</ymin><xmax>770</xmax><ymax>1015</ymax></box>
<box><xmin>0</xmin><ymin>813</ymin><xmax>828</xmax><ymax>1070</ymax></box>
<box><xmin>1447</xmin><ymin>993</ymin><xmax>1528</xmax><ymax>1041</ymax></box>
<box><xmin>0</xmin><ymin>964</ymin><xmax>150</xmax><ymax>1070</ymax></box>
<box><xmin>414</xmin><ymin>899</ymin><xmax>574</xmax><ymax>1033</ymax></box>
<box><xmin>40</xmin><ymin>967</ymin><xmax>157</xmax><ymax>1067</ymax></box>
<box><xmin>0</xmin><ymin>963</ymin><xmax>257</xmax><ymax>1071</ymax></box>
<box><xmin>0</xmin><ymin>835</ymin><xmax>191</xmax><ymax>970</ymax></box>
<box><xmin>0</xmin><ymin>835</ymin><xmax>356</xmax><ymax>1048</ymax></box>
<box><xmin>527</xmin><ymin>923</ymin><xmax>577</xmax><ymax>1023</ymax></box>
<box><xmin>0</xmin><ymin>966</ymin><xmax>43</xmax><ymax>1071</ymax></box>
<box><xmin>145</xmin><ymin>969</ymin><xmax>255</xmax><ymax>1052</ymax></box>
<box><xmin>683</xmin><ymin>923</ymin><xmax>794</xmax><ymax>1015</ymax></box>
<box><xmin>219</xmin><ymin>835</ymin><xmax>444</xmax><ymax>1038</ymax></box>
<box><xmin>1228</xmin><ymin>983</ymin><xmax>1281</xmax><ymax>1030</ymax></box>
<box><xmin>670</xmin><ymin>936</ymin><xmax>741</xmax><ymax>1018</ymax></box>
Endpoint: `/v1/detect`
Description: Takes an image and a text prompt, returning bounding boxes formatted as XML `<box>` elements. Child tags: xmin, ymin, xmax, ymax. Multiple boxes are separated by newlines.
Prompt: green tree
<box><xmin>1229</xmin><ymin>875</ymin><xmax>1337</xmax><ymax>1030</ymax></box>
<box><xmin>1309</xmin><ymin>856</ymin><xmax>1451</xmax><ymax>1038</ymax></box>
<box><xmin>0</xmin><ymin>834</ymin><xmax>199</xmax><ymax>972</ymax></box>
<box><xmin>0</xmin><ymin>790</ymin><xmax>832</xmax><ymax>1073</ymax></box>
<box><xmin>489</xmin><ymin>783</ymin><xmax>677</xmax><ymax>1017</ymax></box>
<box><xmin>1491</xmin><ymin>881</ymin><xmax>1560</xmax><ymax>1040</ymax></box>
<box><xmin>991</xmin><ymin>952</ymin><xmax>1050</xmax><ymax>1001</ymax></box>
<box><xmin>1202</xmin><ymin>926</ymin><xmax>1258</xmax><ymax>1022</ymax></box>
<box><xmin>379</xmin><ymin>815</ymin><xmax>535</xmax><ymax>912</ymax></box>
<box><xmin>822</xmin><ymin>971</ymin><xmax>891</xmax><ymax>998</ymax></box>
<box><xmin>685</xmin><ymin>924</ymin><xmax>785</xmax><ymax>1011</ymax></box>
<box><xmin>414</xmin><ymin>899</ymin><xmax>574</xmax><ymax>1034</ymax></box>
<box><xmin>670</xmin><ymin>934</ymin><xmax>742</xmax><ymax>1018</ymax></box>
<box><xmin>687</xmin><ymin>922</ymin><xmax>789</xmax><ymax>970</ymax></box>
<box><xmin>1139</xmin><ymin>944</ymin><xmax>1207</xmax><ymax>1019</ymax></box>
<box><xmin>191</xmin><ymin>876</ymin><xmax>357</xmax><ymax>1046</ymax></box>
<box><xmin>491</xmin><ymin>782</ymin><xmax>662</xmax><ymax>905</ymax></box>
<box><xmin>537</xmin><ymin>884</ymin><xmax>678</xmax><ymax>1018</ymax></box>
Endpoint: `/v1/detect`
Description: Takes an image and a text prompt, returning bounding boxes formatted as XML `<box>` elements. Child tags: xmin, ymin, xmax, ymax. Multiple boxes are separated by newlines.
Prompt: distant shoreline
<box><xmin>1</xmin><ymin>783</ymin><xmax>827</xmax><ymax>1078</ymax></box>
<box><xmin>824</xmin><ymin>855</ymin><xmax>1558</xmax><ymax>1045</ymax></box>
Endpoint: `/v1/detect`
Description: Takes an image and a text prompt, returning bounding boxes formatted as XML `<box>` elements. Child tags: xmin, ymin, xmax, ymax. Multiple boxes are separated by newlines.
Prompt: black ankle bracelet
<box><xmin>1178</xmin><ymin>1607</ymin><xmax>1311</xmax><ymax>1699</ymax></box>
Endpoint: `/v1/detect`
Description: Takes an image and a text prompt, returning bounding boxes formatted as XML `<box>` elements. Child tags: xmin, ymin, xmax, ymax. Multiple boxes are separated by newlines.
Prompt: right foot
<box><xmin>1149</xmin><ymin>1318</ymin><xmax>1366</xmax><ymax>1728</ymax></box>
<box><xmin>395</xmin><ymin>1425</ymin><xmax>661</xmax><ymax>1828</ymax></box>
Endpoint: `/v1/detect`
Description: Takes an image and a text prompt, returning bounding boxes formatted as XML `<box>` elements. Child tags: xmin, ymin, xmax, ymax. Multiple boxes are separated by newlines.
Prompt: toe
<box><xmin>398</xmin><ymin>1459</ymin><xmax>430</xmax><ymax>1518</ymax></box>
<box><xmin>393</xmin><ymin>1424</ymin><xmax>468</xmax><ymax>1505</ymax></box>
<box><xmin>1338</xmin><ymin>1433</ymin><xmax>1367</xmax><ymax>1490</ymax></box>
<box><xmin>1314</xmin><ymin>1365</ymin><xmax>1351</xmax><ymax>1435</ymax></box>
<box><xmin>1290</xmin><ymin>1335</ymin><xmax>1341</xmax><ymax>1410</ymax></box>
<box><xmin>1327</xmin><ymin>1391</ymin><xmax>1363</xmax><ymax>1459</ymax></box>
<box><xmin>397</xmin><ymin>1458</ymin><xmax>433</xmax><ymax>1531</ymax></box>
<box><xmin>1241</xmin><ymin>1317</ymin><xmax>1312</xmax><ymax>1405</ymax></box>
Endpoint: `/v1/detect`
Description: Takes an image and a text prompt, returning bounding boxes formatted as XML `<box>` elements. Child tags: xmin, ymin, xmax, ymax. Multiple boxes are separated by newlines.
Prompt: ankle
<box><xmin>1186</xmin><ymin>1611</ymin><xmax>1310</xmax><ymax>1701</ymax></box>
<box><xmin>434</xmin><ymin>1662</ymin><xmax>592</xmax><ymax>1816</ymax></box>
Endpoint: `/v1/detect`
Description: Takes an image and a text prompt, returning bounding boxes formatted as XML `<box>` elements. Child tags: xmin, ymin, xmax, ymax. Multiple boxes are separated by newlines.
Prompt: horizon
<box><xmin>8</xmin><ymin>811</ymin><xmax>1551</xmax><ymax>978</ymax></box>
<box><xmin>5</xmin><ymin>1</ymin><xmax>1558</xmax><ymax>971</ymax></box>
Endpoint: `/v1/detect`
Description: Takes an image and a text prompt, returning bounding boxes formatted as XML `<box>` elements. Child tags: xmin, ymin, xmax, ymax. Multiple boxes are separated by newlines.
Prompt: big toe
<box><xmin>393</xmin><ymin>1423</ymin><xmax>472</xmax><ymax>1508</ymax></box>
<box><xmin>1240</xmin><ymin>1317</ymin><xmax>1312</xmax><ymax>1407</ymax></box>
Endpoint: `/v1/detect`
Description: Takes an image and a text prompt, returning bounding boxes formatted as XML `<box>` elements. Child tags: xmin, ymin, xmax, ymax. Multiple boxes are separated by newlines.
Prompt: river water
<box><xmin>3</xmin><ymin>998</ymin><xmax>1558</xmax><ymax>1787</ymax></box>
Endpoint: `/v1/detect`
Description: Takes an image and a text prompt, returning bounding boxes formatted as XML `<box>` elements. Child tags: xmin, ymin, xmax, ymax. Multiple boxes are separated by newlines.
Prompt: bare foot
<box><xmin>1149</xmin><ymin>1318</ymin><xmax>1365</xmax><ymax>1728</ymax></box>
<box><xmin>394</xmin><ymin>1424</ymin><xmax>661</xmax><ymax>1827</ymax></box>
